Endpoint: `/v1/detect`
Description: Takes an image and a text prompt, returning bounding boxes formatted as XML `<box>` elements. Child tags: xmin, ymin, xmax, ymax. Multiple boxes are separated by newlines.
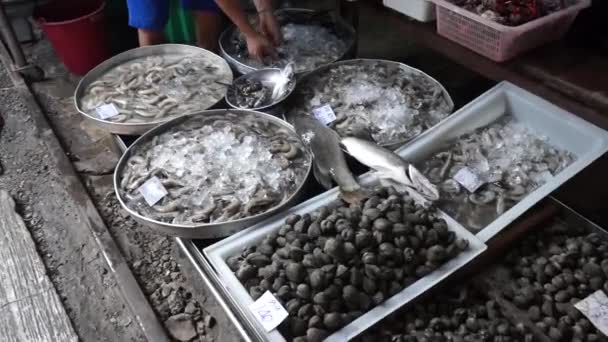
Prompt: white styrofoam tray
<box><xmin>384</xmin><ymin>0</ymin><xmax>436</xmax><ymax>22</ymax></box>
<box><xmin>204</xmin><ymin>174</ymin><xmax>486</xmax><ymax>342</ymax></box>
<box><xmin>396</xmin><ymin>81</ymin><xmax>608</xmax><ymax>242</ymax></box>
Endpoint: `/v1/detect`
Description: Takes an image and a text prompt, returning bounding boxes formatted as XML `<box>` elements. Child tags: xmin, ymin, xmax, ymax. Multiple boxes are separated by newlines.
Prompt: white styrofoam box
<box><xmin>384</xmin><ymin>0</ymin><xmax>436</xmax><ymax>22</ymax></box>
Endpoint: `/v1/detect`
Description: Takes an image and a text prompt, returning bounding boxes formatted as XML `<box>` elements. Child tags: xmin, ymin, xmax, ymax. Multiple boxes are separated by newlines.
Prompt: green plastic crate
<box><xmin>165</xmin><ymin>0</ymin><xmax>196</xmax><ymax>44</ymax></box>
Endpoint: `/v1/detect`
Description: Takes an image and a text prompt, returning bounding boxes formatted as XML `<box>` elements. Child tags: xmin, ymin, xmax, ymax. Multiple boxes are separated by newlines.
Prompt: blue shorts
<box><xmin>127</xmin><ymin>0</ymin><xmax>219</xmax><ymax>30</ymax></box>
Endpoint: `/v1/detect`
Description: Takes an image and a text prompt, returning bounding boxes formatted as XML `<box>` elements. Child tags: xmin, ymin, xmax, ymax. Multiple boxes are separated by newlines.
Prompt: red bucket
<box><xmin>35</xmin><ymin>0</ymin><xmax>110</xmax><ymax>75</ymax></box>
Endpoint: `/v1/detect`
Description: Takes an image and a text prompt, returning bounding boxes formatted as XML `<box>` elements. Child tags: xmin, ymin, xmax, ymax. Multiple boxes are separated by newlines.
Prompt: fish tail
<box><xmin>340</xmin><ymin>188</ymin><xmax>370</xmax><ymax>204</ymax></box>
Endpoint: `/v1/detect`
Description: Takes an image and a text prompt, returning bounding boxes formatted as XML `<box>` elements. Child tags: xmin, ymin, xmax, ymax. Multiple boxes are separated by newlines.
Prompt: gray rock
<box><xmin>165</xmin><ymin>313</ymin><xmax>197</xmax><ymax>341</ymax></box>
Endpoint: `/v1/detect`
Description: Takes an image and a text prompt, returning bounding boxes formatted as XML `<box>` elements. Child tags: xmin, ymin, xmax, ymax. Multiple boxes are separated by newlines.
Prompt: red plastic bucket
<box><xmin>35</xmin><ymin>0</ymin><xmax>110</xmax><ymax>75</ymax></box>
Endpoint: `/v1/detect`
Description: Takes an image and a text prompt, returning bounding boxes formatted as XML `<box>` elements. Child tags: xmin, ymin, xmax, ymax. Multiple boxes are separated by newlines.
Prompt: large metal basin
<box><xmin>219</xmin><ymin>8</ymin><xmax>356</xmax><ymax>76</ymax></box>
<box><xmin>284</xmin><ymin>58</ymin><xmax>455</xmax><ymax>150</ymax></box>
<box><xmin>114</xmin><ymin>109</ymin><xmax>312</xmax><ymax>238</ymax></box>
<box><xmin>74</xmin><ymin>44</ymin><xmax>233</xmax><ymax>135</ymax></box>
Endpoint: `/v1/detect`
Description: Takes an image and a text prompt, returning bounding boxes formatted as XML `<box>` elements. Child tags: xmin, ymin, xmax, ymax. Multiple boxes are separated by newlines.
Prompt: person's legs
<box><xmin>127</xmin><ymin>0</ymin><xmax>170</xmax><ymax>46</ymax></box>
<box><xmin>182</xmin><ymin>0</ymin><xmax>223</xmax><ymax>51</ymax></box>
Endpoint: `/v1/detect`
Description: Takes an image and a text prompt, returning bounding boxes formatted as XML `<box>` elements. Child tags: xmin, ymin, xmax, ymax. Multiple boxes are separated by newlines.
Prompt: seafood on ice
<box><xmin>287</xmin><ymin>60</ymin><xmax>454</xmax><ymax>146</ymax></box>
<box><xmin>79</xmin><ymin>53</ymin><xmax>232</xmax><ymax>124</ymax></box>
<box><xmin>227</xmin><ymin>11</ymin><xmax>351</xmax><ymax>73</ymax></box>
<box><xmin>117</xmin><ymin>112</ymin><xmax>311</xmax><ymax>226</ymax></box>
<box><xmin>418</xmin><ymin>115</ymin><xmax>575</xmax><ymax>232</ymax></box>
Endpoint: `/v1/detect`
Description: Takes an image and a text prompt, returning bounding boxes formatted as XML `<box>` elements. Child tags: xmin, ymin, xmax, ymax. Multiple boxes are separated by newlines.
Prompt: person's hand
<box><xmin>245</xmin><ymin>32</ymin><xmax>277</xmax><ymax>62</ymax></box>
<box><xmin>258</xmin><ymin>12</ymin><xmax>282</xmax><ymax>46</ymax></box>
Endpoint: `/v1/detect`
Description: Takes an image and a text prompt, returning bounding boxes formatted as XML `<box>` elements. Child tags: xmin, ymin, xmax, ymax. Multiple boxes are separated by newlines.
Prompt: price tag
<box><xmin>248</xmin><ymin>291</ymin><xmax>288</xmax><ymax>332</ymax></box>
<box><xmin>575</xmin><ymin>290</ymin><xmax>608</xmax><ymax>336</ymax></box>
<box><xmin>137</xmin><ymin>176</ymin><xmax>168</xmax><ymax>206</ymax></box>
<box><xmin>312</xmin><ymin>105</ymin><xmax>337</xmax><ymax>125</ymax></box>
<box><xmin>95</xmin><ymin>103</ymin><xmax>119</xmax><ymax>120</ymax></box>
<box><xmin>453</xmin><ymin>167</ymin><xmax>484</xmax><ymax>193</ymax></box>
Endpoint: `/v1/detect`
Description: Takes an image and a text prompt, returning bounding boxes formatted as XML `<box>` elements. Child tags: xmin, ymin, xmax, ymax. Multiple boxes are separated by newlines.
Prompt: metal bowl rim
<box><xmin>225</xmin><ymin>68</ymin><xmax>297</xmax><ymax>111</ymax></box>
<box><xmin>218</xmin><ymin>7</ymin><xmax>357</xmax><ymax>76</ymax></box>
<box><xmin>113</xmin><ymin>109</ymin><xmax>313</xmax><ymax>231</ymax></box>
<box><xmin>74</xmin><ymin>44</ymin><xmax>233</xmax><ymax>131</ymax></box>
<box><xmin>287</xmin><ymin>58</ymin><xmax>456</xmax><ymax>148</ymax></box>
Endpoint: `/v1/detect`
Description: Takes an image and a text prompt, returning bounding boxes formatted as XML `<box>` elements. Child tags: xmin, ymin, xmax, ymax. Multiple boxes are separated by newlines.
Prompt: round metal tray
<box><xmin>114</xmin><ymin>109</ymin><xmax>312</xmax><ymax>239</ymax></box>
<box><xmin>74</xmin><ymin>44</ymin><xmax>233</xmax><ymax>135</ymax></box>
<box><xmin>225</xmin><ymin>68</ymin><xmax>296</xmax><ymax>111</ymax></box>
<box><xmin>219</xmin><ymin>8</ymin><xmax>356</xmax><ymax>76</ymax></box>
<box><xmin>284</xmin><ymin>58</ymin><xmax>455</xmax><ymax>150</ymax></box>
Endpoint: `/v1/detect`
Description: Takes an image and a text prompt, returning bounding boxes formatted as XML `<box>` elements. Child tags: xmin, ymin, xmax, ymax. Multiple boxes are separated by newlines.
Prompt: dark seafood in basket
<box><xmin>356</xmin><ymin>285</ymin><xmax>534</xmax><ymax>342</ymax></box>
<box><xmin>483</xmin><ymin>219</ymin><xmax>608</xmax><ymax>342</ymax></box>
<box><xmin>79</xmin><ymin>54</ymin><xmax>231</xmax><ymax>123</ymax></box>
<box><xmin>418</xmin><ymin>115</ymin><xmax>575</xmax><ymax>232</ymax></box>
<box><xmin>227</xmin><ymin>11</ymin><xmax>351</xmax><ymax>74</ymax></box>
<box><xmin>287</xmin><ymin>60</ymin><xmax>454</xmax><ymax>146</ymax></box>
<box><xmin>448</xmin><ymin>0</ymin><xmax>576</xmax><ymax>26</ymax></box>
<box><xmin>226</xmin><ymin>186</ymin><xmax>470</xmax><ymax>341</ymax></box>
<box><xmin>117</xmin><ymin>112</ymin><xmax>310</xmax><ymax>225</ymax></box>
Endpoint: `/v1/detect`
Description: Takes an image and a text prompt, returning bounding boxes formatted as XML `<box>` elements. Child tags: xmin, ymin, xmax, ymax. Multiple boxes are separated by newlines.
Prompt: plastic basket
<box><xmin>431</xmin><ymin>0</ymin><xmax>591</xmax><ymax>62</ymax></box>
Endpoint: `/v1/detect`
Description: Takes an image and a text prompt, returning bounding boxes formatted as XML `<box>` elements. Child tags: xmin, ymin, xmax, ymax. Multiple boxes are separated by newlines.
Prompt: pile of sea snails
<box><xmin>496</xmin><ymin>219</ymin><xmax>608</xmax><ymax>342</ymax></box>
<box><xmin>226</xmin><ymin>186</ymin><xmax>470</xmax><ymax>341</ymax></box>
<box><xmin>117</xmin><ymin>113</ymin><xmax>310</xmax><ymax>225</ymax></box>
<box><xmin>80</xmin><ymin>54</ymin><xmax>231</xmax><ymax>123</ymax></box>
<box><xmin>287</xmin><ymin>61</ymin><xmax>453</xmax><ymax>146</ymax></box>
<box><xmin>419</xmin><ymin>116</ymin><xmax>575</xmax><ymax>232</ymax></box>
<box><xmin>356</xmin><ymin>285</ymin><xmax>534</xmax><ymax>342</ymax></box>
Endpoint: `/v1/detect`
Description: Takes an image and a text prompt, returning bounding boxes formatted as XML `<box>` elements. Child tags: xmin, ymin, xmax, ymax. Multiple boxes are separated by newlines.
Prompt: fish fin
<box><xmin>340</xmin><ymin>188</ymin><xmax>370</xmax><ymax>204</ymax></box>
<box><xmin>408</xmin><ymin>165</ymin><xmax>440</xmax><ymax>201</ymax></box>
<box><xmin>313</xmin><ymin>161</ymin><xmax>334</xmax><ymax>190</ymax></box>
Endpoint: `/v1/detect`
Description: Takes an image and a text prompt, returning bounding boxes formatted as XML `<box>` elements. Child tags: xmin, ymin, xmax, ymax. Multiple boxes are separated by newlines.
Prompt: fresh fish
<box><xmin>292</xmin><ymin>114</ymin><xmax>367</xmax><ymax>204</ymax></box>
<box><xmin>271</xmin><ymin>63</ymin><xmax>294</xmax><ymax>101</ymax></box>
<box><xmin>340</xmin><ymin>137</ymin><xmax>440</xmax><ymax>201</ymax></box>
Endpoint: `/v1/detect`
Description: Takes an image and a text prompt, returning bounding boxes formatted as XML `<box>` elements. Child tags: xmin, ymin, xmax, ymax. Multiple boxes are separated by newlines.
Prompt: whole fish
<box><xmin>293</xmin><ymin>114</ymin><xmax>368</xmax><ymax>204</ymax></box>
<box><xmin>340</xmin><ymin>137</ymin><xmax>440</xmax><ymax>201</ymax></box>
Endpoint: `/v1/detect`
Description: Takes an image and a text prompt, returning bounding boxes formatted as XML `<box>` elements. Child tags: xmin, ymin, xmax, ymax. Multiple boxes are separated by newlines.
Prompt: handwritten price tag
<box><xmin>453</xmin><ymin>167</ymin><xmax>485</xmax><ymax>193</ymax></box>
<box><xmin>312</xmin><ymin>104</ymin><xmax>337</xmax><ymax>125</ymax></box>
<box><xmin>137</xmin><ymin>176</ymin><xmax>168</xmax><ymax>206</ymax></box>
<box><xmin>249</xmin><ymin>291</ymin><xmax>288</xmax><ymax>332</ymax></box>
<box><xmin>575</xmin><ymin>290</ymin><xmax>608</xmax><ymax>336</ymax></box>
<box><xmin>95</xmin><ymin>103</ymin><xmax>119</xmax><ymax>120</ymax></box>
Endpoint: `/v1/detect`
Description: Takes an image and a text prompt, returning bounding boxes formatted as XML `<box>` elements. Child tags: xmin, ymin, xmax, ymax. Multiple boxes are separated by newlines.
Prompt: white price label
<box><xmin>95</xmin><ymin>103</ymin><xmax>119</xmax><ymax>120</ymax></box>
<box><xmin>575</xmin><ymin>290</ymin><xmax>608</xmax><ymax>336</ymax></box>
<box><xmin>249</xmin><ymin>291</ymin><xmax>288</xmax><ymax>332</ymax></box>
<box><xmin>312</xmin><ymin>105</ymin><xmax>337</xmax><ymax>125</ymax></box>
<box><xmin>453</xmin><ymin>167</ymin><xmax>485</xmax><ymax>193</ymax></box>
<box><xmin>137</xmin><ymin>176</ymin><xmax>168</xmax><ymax>206</ymax></box>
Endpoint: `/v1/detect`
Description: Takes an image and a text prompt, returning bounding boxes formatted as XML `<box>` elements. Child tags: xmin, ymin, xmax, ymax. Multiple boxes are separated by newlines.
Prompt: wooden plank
<box><xmin>0</xmin><ymin>190</ymin><xmax>78</xmax><ymax>342</ymax></box>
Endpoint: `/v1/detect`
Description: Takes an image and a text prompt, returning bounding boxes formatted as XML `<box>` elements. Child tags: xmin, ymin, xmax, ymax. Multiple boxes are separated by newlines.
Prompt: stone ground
<box><xmin>0</xmin><ymin>3</ymin><xmax>492</xmax><ymax>342</ymax></box>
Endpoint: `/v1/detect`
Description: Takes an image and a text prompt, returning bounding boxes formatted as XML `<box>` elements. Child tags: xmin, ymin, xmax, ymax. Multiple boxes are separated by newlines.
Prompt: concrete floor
<box><xmin>0</xmin><ymin>3</ymin><xmax>494</xmax><ymax>342</ymax></box>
